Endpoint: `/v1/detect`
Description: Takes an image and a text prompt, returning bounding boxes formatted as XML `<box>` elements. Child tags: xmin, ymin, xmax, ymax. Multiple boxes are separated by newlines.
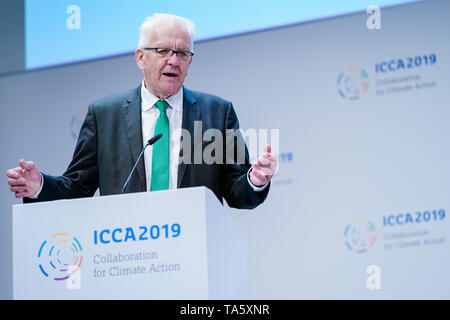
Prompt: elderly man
<box><xmin>6</xmin><ymin>13</ymin><xmax>276</xmax><ymax>209</ymax></box>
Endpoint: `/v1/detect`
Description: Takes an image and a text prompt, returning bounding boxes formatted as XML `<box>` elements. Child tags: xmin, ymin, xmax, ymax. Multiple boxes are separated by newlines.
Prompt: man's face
<box><xmin>135</xmin><ymin>24</ymin><xmax>192</xmax><ymax>99</ymax></box>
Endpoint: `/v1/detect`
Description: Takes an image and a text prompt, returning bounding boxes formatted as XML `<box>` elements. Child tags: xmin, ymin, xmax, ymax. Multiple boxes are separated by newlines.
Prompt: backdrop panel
<box><xmin>1</xmin><ymin>0</ymin><xmax>448</xmax><ymax>299</ymax></box>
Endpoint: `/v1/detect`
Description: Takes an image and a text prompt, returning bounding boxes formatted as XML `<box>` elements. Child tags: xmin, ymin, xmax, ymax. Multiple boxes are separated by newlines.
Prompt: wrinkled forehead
<box><xmin>148</xmin><ymin>24</ymin><xmax>192</xmax><ymax>50</ymax></box>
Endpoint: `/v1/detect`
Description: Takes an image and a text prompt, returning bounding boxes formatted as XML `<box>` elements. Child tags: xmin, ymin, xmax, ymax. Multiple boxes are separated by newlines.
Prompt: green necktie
<box><xmin>151</xmin><ymin>100</ymin><xmax>170</xmax><ymax>191</ymax></box>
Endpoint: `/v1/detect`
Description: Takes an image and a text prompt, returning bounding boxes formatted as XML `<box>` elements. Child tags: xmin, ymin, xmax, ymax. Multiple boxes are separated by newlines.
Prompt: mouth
<box><xmin>162</xmin><ymin>72</ymin><xmax>178</xmax><ymax>78</ymax></box>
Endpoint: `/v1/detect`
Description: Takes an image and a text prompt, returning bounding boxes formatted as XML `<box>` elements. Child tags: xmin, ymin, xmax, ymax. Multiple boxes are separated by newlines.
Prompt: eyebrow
<box><xmin>150</xmin><ymin>39</ymin><xmax>190</xmax><ymax>51</ymax></box>
<box><xmin>155</xmin><ymin>46</ymin><xmax>191</xmax><ymax>51</ymax></box>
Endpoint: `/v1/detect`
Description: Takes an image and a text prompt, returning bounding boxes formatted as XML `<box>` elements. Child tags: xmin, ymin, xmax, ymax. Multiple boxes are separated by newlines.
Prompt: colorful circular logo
<box><xmin>37</xmin><ymin>233</ymin><xmax>83</xmax><ymax>281</ymax></box>
<box><xmin>337</xmin><ymin>66</ymin><xmax>369</xmax><ymax>100</ymax></box>
<box><xmin>344</xmin><ymin>219</ymin><xmax>377</xmax><ymax>254</ymax></box>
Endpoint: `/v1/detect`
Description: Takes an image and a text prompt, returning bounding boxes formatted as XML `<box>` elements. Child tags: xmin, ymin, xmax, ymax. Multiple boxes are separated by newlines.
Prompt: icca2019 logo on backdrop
<box><xmin>337</xmin><ymin>66</ymin><xmax>370</xmax><ymax>100</ymax></box>
<box><xmin>37</xmin><ymin>232</ymin><xmax>83</xmax><ymax>288</ymax></box>
<box><xmin>343</xmin><ymin>218</ymin><xmax>377</xmax><ymax>254</ymax></box>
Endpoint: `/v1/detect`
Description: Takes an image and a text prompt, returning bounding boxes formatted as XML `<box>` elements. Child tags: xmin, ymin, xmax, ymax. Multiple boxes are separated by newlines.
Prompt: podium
<box><xmin>12</xmin><ymin>187</ymin><xmax>248</xmax><ymax>299</ymax></box>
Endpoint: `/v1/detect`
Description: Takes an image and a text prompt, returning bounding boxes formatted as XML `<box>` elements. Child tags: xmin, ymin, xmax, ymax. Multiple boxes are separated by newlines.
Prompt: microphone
<box><xmin>121</xmin><ymin>133</ymin><xmax>163</xmax><ymax>193</ymax></box>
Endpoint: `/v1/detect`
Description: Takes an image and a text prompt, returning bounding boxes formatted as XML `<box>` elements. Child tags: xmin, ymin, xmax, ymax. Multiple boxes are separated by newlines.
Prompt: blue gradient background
<box><xmin>25</xmin><ymin>0</ymin><xmax>419</xmax><ymax>70</ymax></box>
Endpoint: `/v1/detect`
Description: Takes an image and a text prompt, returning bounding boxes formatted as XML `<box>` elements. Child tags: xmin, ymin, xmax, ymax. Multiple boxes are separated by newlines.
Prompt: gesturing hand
<box><xmin>6</xmin><ymin>159</ymin><xmax>42</xmax><ymax>198</ymax></box>
<box><xmin>249</xmin><ymin>145</ymin><xmax>277</xmax><ymax>187</ymax></box>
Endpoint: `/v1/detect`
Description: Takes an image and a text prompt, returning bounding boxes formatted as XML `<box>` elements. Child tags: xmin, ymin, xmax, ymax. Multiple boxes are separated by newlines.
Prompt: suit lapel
<box><xmin>178</xmin><ymin>87</ymin><xmax>200</xmax><ymax>188</ymax></box>
<box><xmin>122</xmin><ymin>85</ymin><xmax>146</xmax><ymax>190</ymax></box>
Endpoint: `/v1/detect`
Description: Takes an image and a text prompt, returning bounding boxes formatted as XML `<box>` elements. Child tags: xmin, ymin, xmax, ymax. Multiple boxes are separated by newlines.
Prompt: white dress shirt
<box><xmin>141</xmin><ymin>80</ymin><xmax>183</xmax><ymax>191</ymax></box>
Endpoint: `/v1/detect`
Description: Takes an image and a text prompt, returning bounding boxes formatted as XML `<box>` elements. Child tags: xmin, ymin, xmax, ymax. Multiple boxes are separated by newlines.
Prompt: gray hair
<box><xmin>138</xmin><ymin>13</ymin><xmax>195</xmax><ymax>51</ymax></box>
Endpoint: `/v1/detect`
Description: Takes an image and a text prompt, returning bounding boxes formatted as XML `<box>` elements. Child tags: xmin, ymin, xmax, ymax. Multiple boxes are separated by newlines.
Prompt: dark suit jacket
<box><xmin>26</xmin><ymin>85</ymin><xmax>269</xmax><ymax>209</ymax></box>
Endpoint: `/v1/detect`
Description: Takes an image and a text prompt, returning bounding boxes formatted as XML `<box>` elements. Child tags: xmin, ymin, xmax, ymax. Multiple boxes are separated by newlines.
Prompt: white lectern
<box><xmin>12</xmin><ymin>187</ymin><xmax>248</xmax><ymax>299</ymax></box>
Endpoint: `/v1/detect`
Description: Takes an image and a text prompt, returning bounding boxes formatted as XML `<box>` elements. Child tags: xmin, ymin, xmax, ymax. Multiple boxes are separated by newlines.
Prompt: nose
<box><xmin>167</xmin><ymin>51</ymin><xmax>181</xmax><ymax>65</ymax></box>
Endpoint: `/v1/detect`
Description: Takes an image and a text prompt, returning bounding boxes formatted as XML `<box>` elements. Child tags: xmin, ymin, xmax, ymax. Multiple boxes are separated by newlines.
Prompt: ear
<box><xmin>135</xmin><ymin>48</ymin><xmax>145</xmax><ymax>70</ymax></box>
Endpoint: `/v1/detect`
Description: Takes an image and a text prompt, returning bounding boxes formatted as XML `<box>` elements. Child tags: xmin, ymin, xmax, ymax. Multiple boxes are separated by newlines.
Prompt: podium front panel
<box><xmin>13</xmin><ymin>188</ymin><xmax>212</xmax><ymax>299</ymax></box>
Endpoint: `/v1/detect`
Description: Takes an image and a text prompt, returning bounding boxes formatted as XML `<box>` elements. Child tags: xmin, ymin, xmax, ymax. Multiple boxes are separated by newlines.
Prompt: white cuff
<box><xmin>28</xmin><ymin>172</ymin><xmax>44</xmax><ymax>199</ymax></box>
<box><xmin>247</xmin><ymin>168</ymin><xmax>269</xmax><ymax>192</ymax></box>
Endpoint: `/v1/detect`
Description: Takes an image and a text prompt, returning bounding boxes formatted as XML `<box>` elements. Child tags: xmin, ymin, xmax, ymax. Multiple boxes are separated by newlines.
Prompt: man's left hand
<box><xmin>249</xmin><ymin>145</ymin><xmax>277</xmax><ymax>187</ymax></box>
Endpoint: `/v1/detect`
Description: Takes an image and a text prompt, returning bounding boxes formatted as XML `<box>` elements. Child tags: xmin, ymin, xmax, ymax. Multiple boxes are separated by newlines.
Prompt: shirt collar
<box><xmin>141</xmin><ymin>79</ymin><xmax>183</xmax><ymax>113</ymax></box>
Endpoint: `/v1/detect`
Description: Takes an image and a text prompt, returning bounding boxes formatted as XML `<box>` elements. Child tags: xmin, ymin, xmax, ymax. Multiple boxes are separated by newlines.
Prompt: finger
<box><xmin>8</xmin><ymin>178</ymin><xmax>27</xmax><ymax>186</ymax></box>
<box><xmin>252</xmin><ymin>160</ymin><xmax>261</xmax><ymax>168</ymax></box>
<box><xmin>257</xmin><ymin>166</ymin><xmax>274</xmax><ymax>177</ymax></box>
<box><xmin>250</xmin><ymin>169</ymin><xmax>267</xmax><ymax>186</ymax></box>
<box><xmin>260</xmin><ymin>153</ymin><xmax>277</xmax><ymax>164</ymax></box>
<box><xmin>15</xmin><ymin>191</ymin><xmax>30</xmax><ymax>199</ymax></box>
<box><xmin>270</xmin><ymin>160</ymin><xmax>278</xmax><ymax>172</ymax></box>
<box><xmin>6</xmin><ymin>169</ymin><xmax>21</xmax><ymax>179</ymax></box>
<box><xmin>264</xmin><ymin>145</ymin><xmax>271</xmax><ymax>154</ymax></box>
<box><xmin>11</xmin><ymin>185</ymin><xmax>28</xmax><ymax>193</ymax></box>
<box><xmin>258</xmin><ymin>152</ymin><xmax>277</xmax><ymax>164</ymax></box>
<box><xmin>254</xmin><ymin>158</ymin><xmax>276</xmax><ymax>172</ymax></box>
<box><xmin>253</xmin><ymin>166</ymin><xmax>271</xmax><ymax>179</ymax></box>
<box><xmin>266</xmin><ymin>153</ymin><xmax>277</xmax><ymax>162</ymax></box>
<box><xmin>258</xmin><ymin>156</ymin><xmax>271</xmax><ymax>167</ymax></box>
<box><xmin>252</xmin><ymin>164</ymin><xmax>265</xmax><ymax>176</ymax></box>
<box><xmin>258</xmin><ymin>154</ymin><xmax>277</xmax><ymax>168</ymax></box>
<box><xmin>20</xmin><ymin>159</ymin><xmax>35</xmax><ymax>170</ymax></box>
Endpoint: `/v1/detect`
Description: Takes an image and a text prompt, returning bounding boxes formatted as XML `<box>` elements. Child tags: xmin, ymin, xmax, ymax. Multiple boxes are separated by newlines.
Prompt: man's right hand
<box><xmin>6</xmin><ymin>159</ymin><xmax>42</xmax><ymax>199</ymax></box>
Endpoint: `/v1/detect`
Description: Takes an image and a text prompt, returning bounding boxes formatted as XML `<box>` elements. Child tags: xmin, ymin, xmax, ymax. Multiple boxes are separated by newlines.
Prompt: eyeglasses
<box><xmin>142</xmin><ymin>47</ymin><xmax>194</xmax><ymax>61</ymax></box>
